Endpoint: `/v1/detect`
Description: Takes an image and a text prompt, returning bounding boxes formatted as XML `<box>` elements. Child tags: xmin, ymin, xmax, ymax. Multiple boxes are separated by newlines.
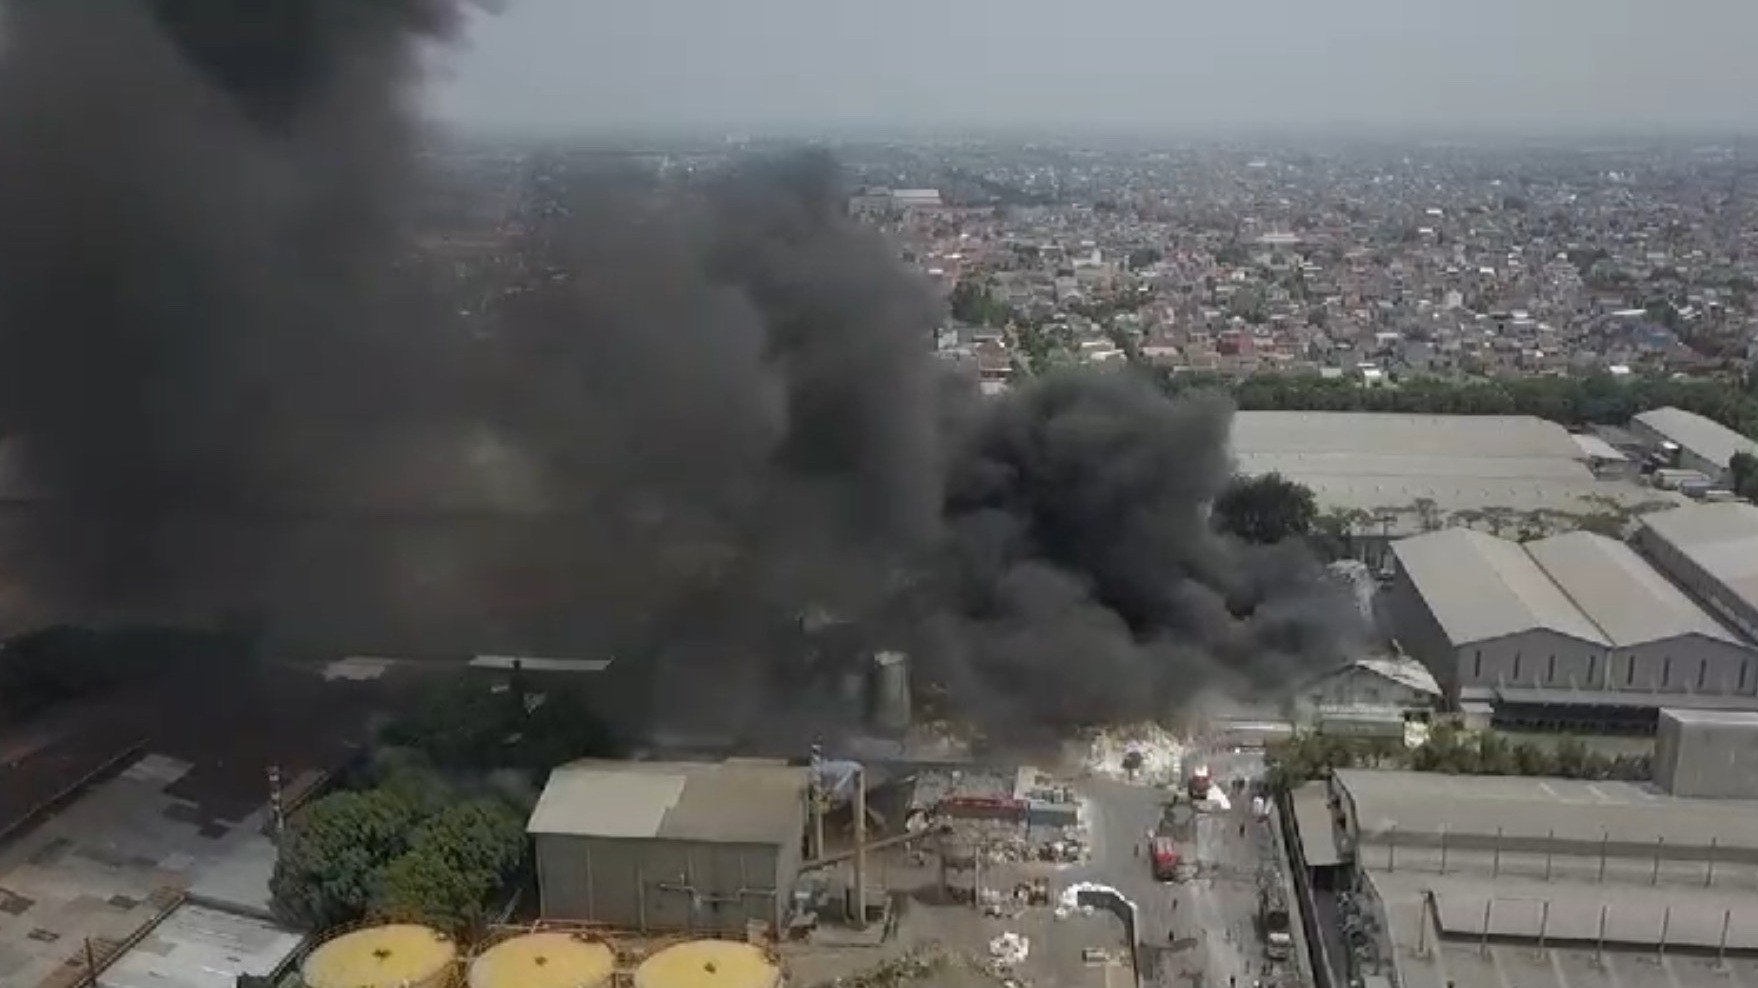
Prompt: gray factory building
<box><xmin>1228</xmin><ymin>411</ymin><xmax>1677</xmax><ymax>561</ymax></box>
<box><xmin>1637</xmin><ymin>502</ymin><xmax>1758</xmax><ymax>643</ymax></box>
<box><xmin>1631</xmin><ymin>406</ymin><xmax>1758</xmax><ymax>486</ymax></box>
<box><xmin>1289</xmin><ymin>756</ymin><xmax>1758</xmax><ymax>988</ymax></box>
<box><xmin>1384</xmin><ymin>528</ymin><xmax>1758</xmax><ymax>727</ymax></box>
<box><xmin>1655</xmin><ymin>709</ymin><xmax>1758</xmax><ymax>799</ymax></box>
<box><xmin>527</xmin><ymin>759</ymin><xmax>809</xmax><ymax>934</ymax></box>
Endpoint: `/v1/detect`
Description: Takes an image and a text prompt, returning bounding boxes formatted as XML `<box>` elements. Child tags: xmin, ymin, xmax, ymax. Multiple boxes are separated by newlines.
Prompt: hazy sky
<box><xmin>429</xmin><ymin>0</ymin><xmax>1758</xmax><ymax>135</ymax></box>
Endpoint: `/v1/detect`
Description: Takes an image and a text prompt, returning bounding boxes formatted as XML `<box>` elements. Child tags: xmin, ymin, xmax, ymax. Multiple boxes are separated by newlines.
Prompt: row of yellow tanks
<box><xmin>300</xmin><ymin>923</ymin><xmax>782</xmax><ymax>988</ymax></box>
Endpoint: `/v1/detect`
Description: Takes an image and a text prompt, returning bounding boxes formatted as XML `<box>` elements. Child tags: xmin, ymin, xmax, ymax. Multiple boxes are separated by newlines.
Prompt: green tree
<box><xmin>1214</xmin><ymin>473</ymin><xmax>1318</xmax><ymax>544</ymax></box>
<box><xmin>368</xmin><ymin>800</ymin><xmax>525</xmax><ymax>932</ymax></box>
<box><xmin>1731</xmin><ymin>451</ymin><xmax>1758</xmax><ymax>500</ymax></box>
<box><xmin>270</xmin><ymin>789</ymin><xmax>422</xmax><ymax>929</ymax></box>
<box><xmin>949</xmin><ymin>279</ymin><xmax>1013</xmax><ymax>327</ymax></box>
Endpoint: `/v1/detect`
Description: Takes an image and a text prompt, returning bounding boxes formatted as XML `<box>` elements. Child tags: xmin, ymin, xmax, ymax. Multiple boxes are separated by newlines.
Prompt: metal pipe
<box><xmin>1706</xmin><ymin>837</ymin><xmax>1718</xmax><ymax>888</ymax></box>
<box><xmin>1493</xmin><ymin>827</ymin><xmax>1502</xmax><ymax>878</ymax></box>
<box><xmin>802</xmin><ymin>829</ymin><xmax>935</xmax><ymax>870</ymax></box>
<box><xmin>1481</xmin><ymin>898</ymin><xmax>1493</xmax><ymax>957</ymax></box>
<box><xmin>1720</xmin><ymin>909</ymin><xmax>1732</xmax><ymax>964</ymax></box>
<box><xmin>1599</xmin><ymin>831</ymin><xmax>1608</xmax><ymax>883</ymax></box>
<box><xmin>1539</xmin><ymin>900</ymin><xmax>1550</xmax><ymax>956</ymax></box>
<box><xmin>1598</xmin><ymin>904</ymin><xmax>1608</xmax><ymax>964</ymax></box>
<box><xmin>854</xmin><ymin>764</ymin><xmax>868</xmax><ymax>929</ymax></box>
<box><xmin>1545</xmin><ymin>830</ymin><xmax>1554</xmax><ymax>882</ymax></box>
<box><xmin>1660</xmin><ymin>905</ymin><xmax>1671</xmax><ymax>956</ymax></box>
<box><xmin>1653</xmin><ymin>837</ymin><xmax>1664</xmax><ymax>886</ymax></box>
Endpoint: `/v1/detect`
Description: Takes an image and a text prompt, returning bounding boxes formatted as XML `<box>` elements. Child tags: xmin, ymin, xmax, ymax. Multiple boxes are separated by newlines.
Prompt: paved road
<box><xmin>1075</xmin><ymin>743</ymin><xmax>1287</xmax><ymax>988</ymax></box>
<box><xmin>1061</xmin><ymin>738</ymin><xmax>1300</xmax><ymax>984</ymax></box>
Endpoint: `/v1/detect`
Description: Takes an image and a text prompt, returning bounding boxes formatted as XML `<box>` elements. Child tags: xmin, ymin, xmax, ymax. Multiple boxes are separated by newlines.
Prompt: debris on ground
<box><xmin>815</xmin><ymin>943</ymin><xmax>950</xmax><ymax>988</ymax></box>
<box><xmin>1083</xmin><ymin>723</ymin><xmax>1184</xmax><ymax>785</ymax></box>
<box><xmin>988</xmin><ymin>932</ymin><xmax>1030</xmax><ymax>967</ymax></box>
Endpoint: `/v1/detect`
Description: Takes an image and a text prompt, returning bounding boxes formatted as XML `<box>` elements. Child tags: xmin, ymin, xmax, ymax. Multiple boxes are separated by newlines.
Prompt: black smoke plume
<box><xmin>0</xmin><ymin>1</ymin><xmax>1358</xmax><ymax>739</ymax></box>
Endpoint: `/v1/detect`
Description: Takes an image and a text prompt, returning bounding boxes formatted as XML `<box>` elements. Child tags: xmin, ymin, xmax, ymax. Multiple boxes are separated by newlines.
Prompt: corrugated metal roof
<box><xmin>1641</xmin><ymin>503</ymin><xmax>1758</xmax><ymax>617</ymax></box>
<box><xmin>1392</xmin><ymin>528</ymin><xmax>1608</xmax><ymax>647</ymax></box>
<box><xmin>1229</xmin><ymin>411</ymin><xmax>1682</xmax><ymax>533</ymax></box>
<box><xmin>1353</xmin><ymin>655</ymin><xmax>1442</xmax><ymax>696</ymax></box>
<box><xmin>1525</xmin><ymin>531</ymin><xmax>1748</xmax><ymax>648</ymax></box>
<box><xmin>1292</xmin><ymin>781</ymin><xmax>1343</xmax><ymax>867</ymax></box>
<box><xmin>1335</xmin><ymin>769</ymin><xmax>1758</xmax><ymax>850</ymax></box>
<box><xmin>1426</xmin><ymin>877</ymin><xmax>1758</xmax><ymax>949</ymax></box>
<box><xmin>1634</xmin><ymin>406</ymin><xmax>1758</xmax><ymax>470</ymax></box>
<box><xmin>527</xmin><ymin>760</ymin><xmax>807</xmax><ymax>845</ymax></box>
<box><xmin>1232</xmin><ymin>411</ymin><xmax>1586</xmax><ymax>459</ymax></box>
<box><xmin>1569</xmin><ymin>432</ymin><xmax>1628</xmax><ymax>461</ymax></box>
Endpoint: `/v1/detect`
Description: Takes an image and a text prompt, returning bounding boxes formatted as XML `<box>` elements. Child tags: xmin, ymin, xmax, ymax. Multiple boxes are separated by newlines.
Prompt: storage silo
<box><xmin>868</xmin><ymin>651</ymin><xmax>910</xmax><ymax>733</ymax></box>
<box><xmin>632</xmin><ymin>941</ymin><xmax>781</xmax><ymax>988</ymax></box>
<box><xmin>301</xmin><ymin>923</ymin><xmax>457</xmax><ymax>988</ymax></box>
<box><xmin>468</xmin><ymin>931</ymin><xmax>614</xmax><ymax>988</ymax></box>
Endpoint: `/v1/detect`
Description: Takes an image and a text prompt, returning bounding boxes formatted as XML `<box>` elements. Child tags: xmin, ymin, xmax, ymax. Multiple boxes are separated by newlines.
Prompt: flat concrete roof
<box><xmin>97</xmin><ymin>903</ymin><xmax>303</xmax><ymax>988</ymax></box>
<box><xmin>527</xmin><ymin>759</ymin><xmax>807</xmax><ymax>845</ymax></box>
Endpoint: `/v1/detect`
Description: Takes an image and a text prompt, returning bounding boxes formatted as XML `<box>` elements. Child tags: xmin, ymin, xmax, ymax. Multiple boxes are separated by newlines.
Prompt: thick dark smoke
<box><xmin>0</xmin><ymin>0</ymin><xmax>1358</xmax><ymax>739</ymax></box>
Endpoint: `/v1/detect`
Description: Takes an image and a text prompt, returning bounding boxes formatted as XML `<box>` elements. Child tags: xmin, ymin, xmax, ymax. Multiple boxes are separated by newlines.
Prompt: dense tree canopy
<box><xmin>1213</xmin><ymin>472</ymin><xmax>1318</xmax><ymax>544</ymax></box>
<box><xmin>269</xmin><ymin>789</ymin><xmax>423</xmax><ymax>930</ymax></box>
<box><xmin>1162</xmin><ymin>370</ymin><xmax>1758</xmax><ymax>442</ymax></box>
<box><xmin>379</xmin><ymin>673</ymin><xmax>619</xmax><ymax>772</ymax></box>
<box><xmin>271</xmin><ymin>762</ymin><xmax>528</xmax><ymax>933</ymax></box>
<box><xmin>1265</xmin><ymin>723</ymin><xmax>1652</xmax><ymax>791</ymax></box>
<box><xmin>368</xmin><ymin>800</ymin><xmax>525</xmax><ymax>930</ymax></box>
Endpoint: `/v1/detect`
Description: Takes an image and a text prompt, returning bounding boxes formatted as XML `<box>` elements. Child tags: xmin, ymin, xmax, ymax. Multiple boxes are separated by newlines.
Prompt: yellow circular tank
<box><xmin>302</xmin><ymin>923</ymin><xmax>457</xmax><ymax>988</ymax></box>
<box><xmin>633</xmin><ymin>941</ymin><xmax>780</xmax><ymax>988</ymax></box>
<box><xmin>468</xmin><ymin>932</ymin><xmax>614</xmax><ymax>988</ymax></box>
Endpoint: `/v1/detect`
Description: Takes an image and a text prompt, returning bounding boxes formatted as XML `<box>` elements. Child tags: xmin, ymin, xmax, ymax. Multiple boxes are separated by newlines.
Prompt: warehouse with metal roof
<box><xmin>1322</xmin><ymin>767</ymin><xmax>1758</xmax><ymax>988</ymax></box>
<box><xmin>1228</xmin><ymin>412</ymin><xmax>1678</xmax><ymax>546</ymax></box>
<box><xmin>1631</xmin><ymin>406</ymin><xmax>1758</xmax><ymax>483</ymax></box>
<box><xmin>1383</xmin><ymin>527</ymin><xmax>1758</xmax><ymax>724</ymax></box>
<box><xmin>1637</xmin><ymin>502</ymin><xmax>1758</xmax><ymax>643</ymax></box>
<box><xmin>528</xmin><ymin>759</ymin><xmax>809</xmax><ymax>933</ymax></box>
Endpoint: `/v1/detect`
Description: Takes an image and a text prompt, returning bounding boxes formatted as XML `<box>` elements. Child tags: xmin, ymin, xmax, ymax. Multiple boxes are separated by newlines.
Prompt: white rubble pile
<box><xmin>988</xmin><ymin>932</ymin><xmax>1030</xmax><ymax>966</ymax></box>
<box><xmin>1054</xmin><ymin>881</ymin><xmax>1138</xmax><ymax>921</ymax></box>
<box><xmin>1083</xmin><ymin>723</ymin><xmax>1184</xmax><ymax>785</ymax></box>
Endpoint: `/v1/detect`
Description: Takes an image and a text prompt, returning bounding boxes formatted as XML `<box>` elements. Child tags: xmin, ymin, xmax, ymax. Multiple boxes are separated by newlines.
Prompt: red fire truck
<box><xmin>1150</xmin><ymin>836</ymin><xmax>1181</xmax><ymax>881</ymax></box>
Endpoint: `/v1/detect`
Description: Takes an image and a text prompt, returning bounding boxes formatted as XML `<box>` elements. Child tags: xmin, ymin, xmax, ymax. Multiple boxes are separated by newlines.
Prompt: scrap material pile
<box><xmin>987</xmin><ymin>931</ymin><xmax>1030</xmax><ymax>968</ymax></box>
<box><xmin>911</xmin><ymin>768</ymin><xmax>1089</xmax><ymax>875</ymax></box>
<box><xmin>1083</xmin><ymin>724</ymin><xmax>1184</xmax><ymax>785</ymax></box>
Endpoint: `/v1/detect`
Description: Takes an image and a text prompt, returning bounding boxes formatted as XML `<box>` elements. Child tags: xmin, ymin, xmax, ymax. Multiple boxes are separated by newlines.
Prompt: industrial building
<box><xmin>1291</xmin><ymin>656</ymin><xmax>1441</xmax><ymax>735</ymax></box>
<box><xmin>1228</xmin><ymin>411</ymin><xmax>1677</xmax><ymax>555</ymax></box>
<box><xmin>1636</xmin><ymin>502</ymin><xmax>1758</xmax><ymax>642</ymax></box>
<box><xmin>1289</xmin><ymin>717</ymin><xmax>1758</xmax><ymax>988</ymax></box>
<box><xmin>1631</xmin><ymin>406</ymin><xmax>1758</xmax><ymax>486</ymax></box>
<box><xmin>1384</xmin><ymin>528</ymin><xmax>1758</xmax><ymax>726</ymax></box>
<box><xmin>527</xmin><ymin>759</ymin><xmax>810</xmax><ymax>934</ymax></box>
<box><xmin>1654</xmin><ymin>708</ymin><xmax>1758</xmax><ymax>799</ymax></box>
